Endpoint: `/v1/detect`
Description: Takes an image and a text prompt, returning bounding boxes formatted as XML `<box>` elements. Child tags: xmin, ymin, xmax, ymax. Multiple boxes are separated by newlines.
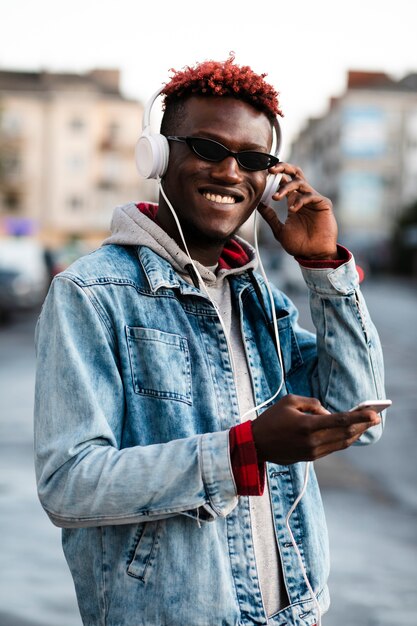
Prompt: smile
<box><xmin>201</xmin><ymin>191</ymin><xmax>241</xmax><ymax>205</ymax></box>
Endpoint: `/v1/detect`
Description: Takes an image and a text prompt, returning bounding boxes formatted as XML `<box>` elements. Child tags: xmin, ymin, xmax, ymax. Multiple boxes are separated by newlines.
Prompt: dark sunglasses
<box><xmin>167</xmin><ymin>136</ymin><xmax>279</xmax><ymax>171</ymax></box>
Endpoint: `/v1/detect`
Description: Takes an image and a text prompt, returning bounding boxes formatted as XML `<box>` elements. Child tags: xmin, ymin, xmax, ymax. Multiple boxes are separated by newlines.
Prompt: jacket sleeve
<box><xmin>293</xmin><ymin>253</ymin><xmax>386</xmax><ymax>444</ymax></box>
<box><xmin>34</xmin><ymin>276</ymin><xmax>238</xmax><ymax>529</ymax></box>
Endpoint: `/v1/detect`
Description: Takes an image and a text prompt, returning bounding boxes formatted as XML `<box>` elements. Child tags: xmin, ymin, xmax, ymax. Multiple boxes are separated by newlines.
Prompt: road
<box><xmin>0</xmin><ymin>276</ymin><xmax>416</xmax><ymax>626</ymax></box>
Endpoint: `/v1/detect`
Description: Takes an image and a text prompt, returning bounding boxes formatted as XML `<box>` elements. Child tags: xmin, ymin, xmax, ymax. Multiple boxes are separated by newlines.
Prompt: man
<box><xmin>34</xmin><ymin>57</ymin><xmax>386</xmax><ymax>626</ymax></box>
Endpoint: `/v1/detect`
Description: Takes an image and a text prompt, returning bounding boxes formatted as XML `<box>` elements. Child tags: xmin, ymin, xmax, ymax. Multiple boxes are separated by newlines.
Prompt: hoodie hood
<box><xmin>102</xmin><ymin>202</ymin><xmax>258</xmax><ymax>286</ymax></box>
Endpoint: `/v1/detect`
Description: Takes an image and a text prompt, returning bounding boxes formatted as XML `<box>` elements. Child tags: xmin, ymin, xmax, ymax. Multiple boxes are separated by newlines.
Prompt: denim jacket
<box><xmin>34</xmin><ymin>241</ymin><xmax>385</xmax><ymax>626</ymax></box>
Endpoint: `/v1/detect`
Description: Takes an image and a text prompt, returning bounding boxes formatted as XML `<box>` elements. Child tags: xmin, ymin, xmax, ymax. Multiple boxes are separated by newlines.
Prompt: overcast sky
<box><xmin>1</xmin><ymin>0</ymin><xmax>417</xmax><ymax>152</ymax></box>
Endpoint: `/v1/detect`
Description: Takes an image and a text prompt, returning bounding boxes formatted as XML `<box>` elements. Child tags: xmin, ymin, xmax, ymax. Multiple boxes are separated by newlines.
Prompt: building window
<box><xmin>2</xmin><ymin>190</ymin><xmax>21</xmax><ymax>211</ymax></box>
<box><xmin>2</xmin><ymin>154</ymin><xmax>21</xmax><ymax>175</ymax></box>
<box><xmin>69</xmin><ymin>117</ymin><xmax>85</xmax><ymax>132</ymax></box>
<box><xmin>67</xmin><ymin>195</ymin><xmax>84</xmax><ymax>211</ymax></box>
<box><xmin>100</xmin><ymin>121</ymin><xmax>121</xmax><ymax>150</ymax></box>
<box><xmin>1</xmin><ymin>112</ymin><xmax>22</xmax><ymax>136</ymax></box>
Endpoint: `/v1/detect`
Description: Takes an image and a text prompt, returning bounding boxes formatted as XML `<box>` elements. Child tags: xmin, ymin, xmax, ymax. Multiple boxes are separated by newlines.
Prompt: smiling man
<box><xmin>34</xmin><ymin>57</ymin><xmax>387</xmax><ymax>626</ymax></box>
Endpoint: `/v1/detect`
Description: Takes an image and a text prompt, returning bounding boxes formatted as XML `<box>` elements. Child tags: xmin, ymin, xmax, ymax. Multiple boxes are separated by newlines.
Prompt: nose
<box><xmin>210</xmin><ymin>156</ymin><xmax>244</xmax><ymax>183</ymax></box>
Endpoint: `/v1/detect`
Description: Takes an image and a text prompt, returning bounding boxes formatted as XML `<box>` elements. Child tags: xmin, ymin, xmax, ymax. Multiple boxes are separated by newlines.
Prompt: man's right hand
<box><xmin>251</xmin><ymin>394</ymin><xmax>381</xmax><ymax>465</ymax></box>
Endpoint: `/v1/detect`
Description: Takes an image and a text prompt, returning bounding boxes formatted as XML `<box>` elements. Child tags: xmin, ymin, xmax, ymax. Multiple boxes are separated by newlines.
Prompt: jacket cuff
<box><xmin>296</xmin><ymin>244</ymin><xmax>351</xmax><ymax>269</ymax></box>
<box><xmin>229</xmin><ymin>422</ymin><xmax>265</xmax><ymax>496</ymax></box>
<box><xmin>298</xmin><ymin>247</ymin><xmax>362</xmax><ymax>295</ymax></box>
<box><xmin>200</xmin><ymin>430</ymin><xmax>239</xmax><ymax>517</ymax></box>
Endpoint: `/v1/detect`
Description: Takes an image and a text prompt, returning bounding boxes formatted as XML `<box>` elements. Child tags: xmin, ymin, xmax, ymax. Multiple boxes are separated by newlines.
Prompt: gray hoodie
<box><xmin>104</xmin><ymin>202</ymin><xmax>288</xmax><ymax>618</ymax></box>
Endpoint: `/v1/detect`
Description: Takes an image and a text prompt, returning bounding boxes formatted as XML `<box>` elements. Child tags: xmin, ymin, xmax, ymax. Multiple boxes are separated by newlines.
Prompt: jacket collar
<box><xmin>138</xmin><ymin>246</ymin><xmax>201</xmax><ymax>295</ymax></box>
<box><xmin>138</xmin><ymin>246</ymin><xmax>253</xmax><ymax>297</ymax></box>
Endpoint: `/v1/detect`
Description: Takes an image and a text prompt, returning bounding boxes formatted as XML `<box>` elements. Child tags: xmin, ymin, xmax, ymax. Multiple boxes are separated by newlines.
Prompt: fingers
<box><xmin>309</xmin><ymin>423</ymin><xmax>376</xmax><ymax>460</ymax></box>
<box><xmin>268</xmin><ymin>162</ymin><xmax>332</xmax><ymax>212</ymax></box>
<box><xmin>252</xmin><ymin>395</ymin><xmax>381</xmax><ymax>465</ymax></box>
<box><xmin>297</xmin><ymin>400</ymin><xmax>381</xmax><ymax>456</ymax></box>
<box><xmin>269</xmin><ymin>162</ymin><xmax>305</xmax><ymax>180</ymax></box>
<box><xmin>288</xmin><ymin>394</ymin><xmax>330</xmax><ymax>416</ymax></box>
<box><xmin>287</xmin><ymin>192</ymin><xmax>321</xmax><ymax>214</ymax></box>
<box><xmin>314</xmin><ymin>409</ymin><xmax>380</xmax><ymax>431</ymax></box>
<box><xmin>275</xmin><ymin>181</ymin><xmax>324</xmax><ymax>211</ymax></box>
<box><xmin>302</xmin><ymin>410</ymin><xmax>381</xmax><ymax>460</ymax></box>
<box><xmin>275</xmin><ymin>178</ymin><xmax>313</xmax><ymax>201</ymax></box>
<box><xmin>275</xmin><ymin>393</ymin><xmax>329</xmax><ymax>415</ymax></box>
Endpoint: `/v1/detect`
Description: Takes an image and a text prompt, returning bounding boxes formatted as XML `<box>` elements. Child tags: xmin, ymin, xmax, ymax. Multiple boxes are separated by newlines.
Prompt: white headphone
<box><xmin>135</xmin><ymin>87</ymin><xmax>283</xmax><ymax>206</ymax></box>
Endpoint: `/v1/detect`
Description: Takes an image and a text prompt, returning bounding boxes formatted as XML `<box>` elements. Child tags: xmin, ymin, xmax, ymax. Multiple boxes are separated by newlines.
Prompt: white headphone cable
<box><xmin>253</xmin><ymin>209</ymin><xmax>321</xmax><ymax>625</ymax></box>
<box><xmin>158</xmin><ymin>182</ymin><xmax>320</xmax><ymax>624</ymax></box>
<box><xmin>158</xmin><ymin>181</ymin><xmax>290</xmax><ymax>416</ymax></box>
<box><xmin>284</xmin><ymin>460</ymin><xmax>322</xmax><ymax>625</ymax></box>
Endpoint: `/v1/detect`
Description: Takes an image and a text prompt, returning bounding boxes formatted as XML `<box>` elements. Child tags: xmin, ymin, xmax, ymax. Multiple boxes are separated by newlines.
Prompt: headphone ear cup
<box><xmin>135</xmin><ymin>131</ymin><xmax>169</xmax><ymax>179</ymax></box>
<box><xmin>260</xmin><ymin>173</ymin><xmax>283</xmax><ymax>206</ymax></box>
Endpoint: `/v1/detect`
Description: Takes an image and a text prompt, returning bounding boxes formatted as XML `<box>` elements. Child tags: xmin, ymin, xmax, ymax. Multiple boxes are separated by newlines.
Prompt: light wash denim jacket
<box><xmin>34</xmin><ymin>242</ymin><xmax>385</xmax><ymax>626</ymax></box>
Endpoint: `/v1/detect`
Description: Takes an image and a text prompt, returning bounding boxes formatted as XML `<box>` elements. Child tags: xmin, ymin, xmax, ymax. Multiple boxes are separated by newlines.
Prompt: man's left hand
<box><xmin>258</xmin><ymin>162</ymin><xmax>338</xmax><ymax>260</ymax></box>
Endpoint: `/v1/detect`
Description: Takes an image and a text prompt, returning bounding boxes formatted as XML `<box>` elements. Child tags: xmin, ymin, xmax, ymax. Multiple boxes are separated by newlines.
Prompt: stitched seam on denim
<box><xmin>63</xmin><ymin>271</ymin><xmax>170</xmax><ymax>298</ymax></box>
<box><xmin>354</xmin><ymin>290</ymin><xmax>384</xmax><ymax>399</ymax></box>
<box><xmin>197</xmin><ymin>436</ymin><xmax>210</xmax><ymax>504</ymax></box>
<box><xmin>139</xmin><ymin>521</ymin><xmax>160</xmax><ymax>582</ymax></box>
<box><xmin>44</xmin><ymin>501</ymin><xmax>209</xmax><ymax>524</ymax></box>
<box><xmin>318</xmin><ymin>297</ymin><xmax>333</xmax><ymax>405</ymax></box>
<box><xmin>127</xmin><ymin>521</ymin><xmax>161</xmax><ymax>582</ymax></box>
<box><xmin>83</xmin><ymin>286</ymin><xmax>117</xmax><ymax>349</ymax></box>
<box><xmin>200</xmin><ymin>433</ymin><xmax>232</xmax><ymax>517</ymax></box>
<box><xmin>65</xmin><ymin>270</ymin><xmax>221</xmax><ymax>317</ymax></box>
<box><xmin>125</xmin><ymin>326</ymin><xmax>192</xmax><ymax>404</ymax></box>
<box><xmin>347</xmin><ymin>291</ymin><xmax>376</xmax><ymax>387</ymax></box>
<box><xmin>200</xmin><ymin>435</ymin><xmax>221</xmax><ymax>516</ymax></box>
<box><xmin>54</xmin><ymin>276</ymin><xmax>117</xmax><ymax>349</ymax></box>
<box><xmin>100</xmin><ymin>527</ymin><xmax>108</xmax><ymax>621</ymax></box>
<box><xmin>227</xmin><ymin>439</ymin><xmax>238</xmax><ymax>499</ymax></box>
<box><xmin>197</xmin><ymin>314</ymin><xmax>225</xmax><ymax>425</ymax></box>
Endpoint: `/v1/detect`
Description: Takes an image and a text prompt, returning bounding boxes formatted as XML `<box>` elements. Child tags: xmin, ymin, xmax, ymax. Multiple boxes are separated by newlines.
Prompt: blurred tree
<box><xmin>392</xmin><ymin>200</ymin><xmax>417</xmax><ymax>275</ymax></box>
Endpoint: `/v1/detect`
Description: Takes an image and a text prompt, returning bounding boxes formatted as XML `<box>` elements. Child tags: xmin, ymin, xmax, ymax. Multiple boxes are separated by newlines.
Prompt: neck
<box><xmin>157</xmin><ymin>196</ymin><xmax>226</xmax><ymax>266</ymax></box>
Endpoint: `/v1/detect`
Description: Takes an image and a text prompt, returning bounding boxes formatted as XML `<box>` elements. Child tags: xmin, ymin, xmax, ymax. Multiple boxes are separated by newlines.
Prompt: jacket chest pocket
<box><xmin>126</xmin><ymin>326</ymin><xmax>192</xmax><ymax>405</ymax></box>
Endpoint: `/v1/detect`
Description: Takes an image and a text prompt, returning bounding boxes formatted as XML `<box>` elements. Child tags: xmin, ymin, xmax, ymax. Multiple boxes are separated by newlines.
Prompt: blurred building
<box><xmin>0</xmin><ymin>68</ymin><xmax>155</xmax><ymax>245</ymax></box>
<box><xmin>289</xmin><ymin>70</ymin><xmax>417</xmax><ymax>269</ymax></box>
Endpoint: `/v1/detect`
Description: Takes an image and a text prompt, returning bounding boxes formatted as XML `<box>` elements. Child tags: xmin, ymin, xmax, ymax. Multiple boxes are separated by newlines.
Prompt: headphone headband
<box><xmin>142</xmin><ymin>87</ymin><xmax>165</xmax><ymax>131</ymax></box>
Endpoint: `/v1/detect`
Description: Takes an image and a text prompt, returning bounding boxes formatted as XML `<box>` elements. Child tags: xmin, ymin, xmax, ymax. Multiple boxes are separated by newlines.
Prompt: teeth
<box><xmin>203</xmin><ymin>192</ymin><xmax>236</xmax><ymax>204</ymax></box>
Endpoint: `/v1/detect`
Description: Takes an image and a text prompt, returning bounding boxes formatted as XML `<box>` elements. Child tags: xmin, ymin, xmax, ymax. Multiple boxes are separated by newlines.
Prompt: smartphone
<box><xmin>349</xmin><ymin>399</ymin><xmax>392</xmax><ymax>413</ymax></box>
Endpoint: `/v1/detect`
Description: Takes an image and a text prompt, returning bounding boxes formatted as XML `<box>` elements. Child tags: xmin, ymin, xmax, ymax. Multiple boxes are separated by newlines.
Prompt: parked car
<box><xmin>0</xmin><ymin>237</ymin><xmax>49</xmax><ymax>321</ymax></box>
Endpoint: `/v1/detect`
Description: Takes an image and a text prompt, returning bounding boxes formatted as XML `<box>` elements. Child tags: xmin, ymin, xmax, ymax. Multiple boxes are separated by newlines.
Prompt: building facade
<box><xmin>0</xmin><ymin>69</ymin><xmax>156</xmax><ymax>246</ymax></box>
<box><xmin>289</xmin><ymin>71</ymin><xmax>417</xmax><ymax>267</ymax></box>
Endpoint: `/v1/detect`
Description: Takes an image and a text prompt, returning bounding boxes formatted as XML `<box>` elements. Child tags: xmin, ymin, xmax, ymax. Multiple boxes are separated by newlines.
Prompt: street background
<box><xmin>0</xmin><ymin>273</ymin><xmax>416</xmax><ymax>626</ymax></box>
<box><xmin>1</xmin><ymin>1</ymin><xmax>417</xmax><ymax>624</ymax></box>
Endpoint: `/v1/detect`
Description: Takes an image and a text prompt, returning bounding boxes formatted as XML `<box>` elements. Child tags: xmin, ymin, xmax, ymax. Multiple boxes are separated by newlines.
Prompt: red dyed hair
<box><xmin>161</xmin><ymin>54</ymin><xmax>283</xmax><ymax>120</ymax></box>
